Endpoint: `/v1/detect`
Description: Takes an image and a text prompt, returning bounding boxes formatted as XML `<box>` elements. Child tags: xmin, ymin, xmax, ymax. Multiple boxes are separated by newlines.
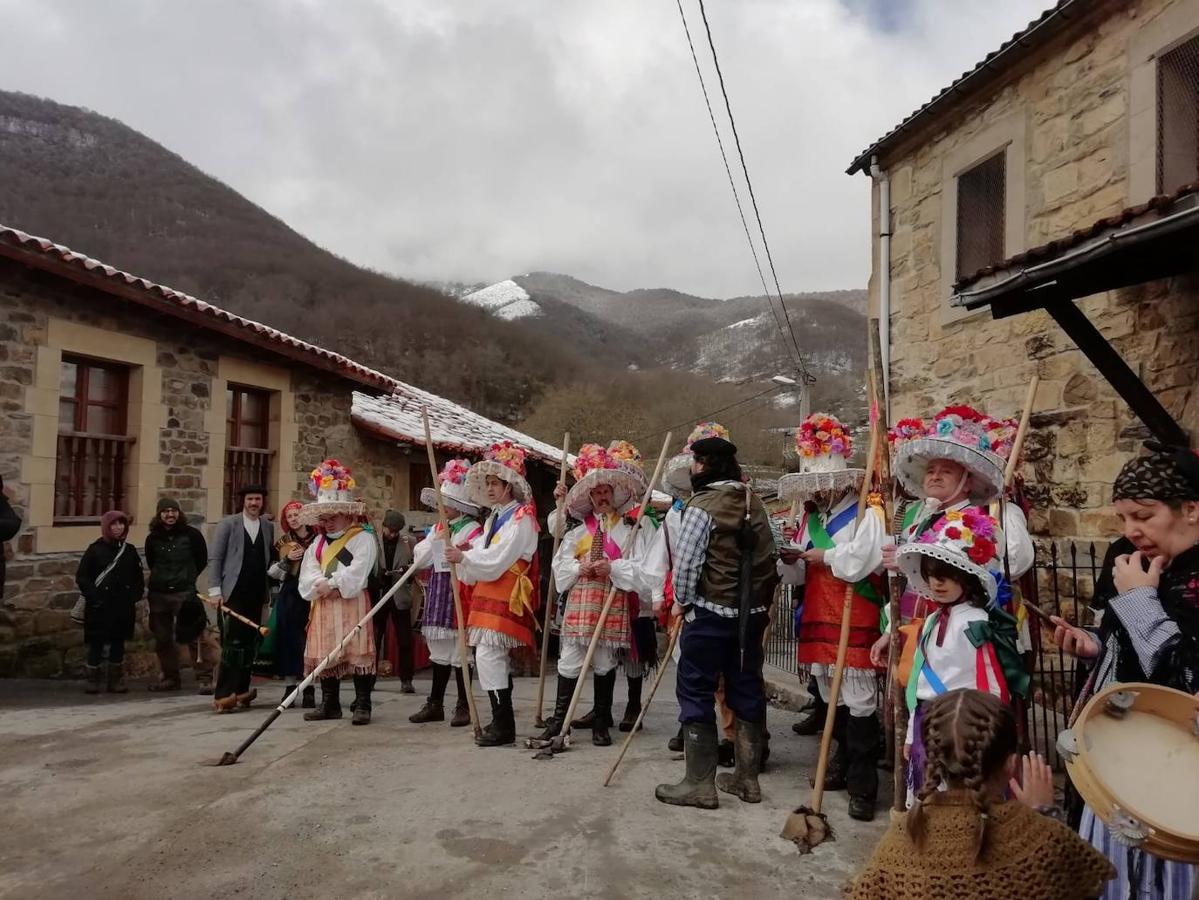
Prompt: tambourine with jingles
<box><xmin>1057</xmin><ymin>681</ymin><xmax>1199</xmax><ymax>863</ymax></box>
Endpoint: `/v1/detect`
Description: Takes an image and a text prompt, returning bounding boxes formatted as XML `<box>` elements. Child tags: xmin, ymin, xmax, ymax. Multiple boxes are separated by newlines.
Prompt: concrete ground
<box><xmin>0</xmin><ymin>669</ymin><xmax>887</xmax><ymax>900</ymax></box>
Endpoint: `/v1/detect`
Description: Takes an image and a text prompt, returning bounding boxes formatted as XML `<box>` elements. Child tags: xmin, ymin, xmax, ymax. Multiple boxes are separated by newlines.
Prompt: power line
<box><xmin>631</xmin><ymin>382</ymin><xmax>783</xmax><ymax>447</ymax></box>
<box><xmin>673</xmin><ymin>0</ymin><xmax>803</xmax><ymax>374</ymax></box>
<box><xmin>695</xmin><ymin>0</ymin><xmax>813</xmax><ymax>385</ymax></box>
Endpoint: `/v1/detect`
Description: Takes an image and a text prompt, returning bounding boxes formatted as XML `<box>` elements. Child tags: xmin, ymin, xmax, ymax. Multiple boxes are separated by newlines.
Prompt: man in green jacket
<box><xmin>145</xmin><ymin>497</ymin><xmax>216</xmax><ymax>693</ymax></box>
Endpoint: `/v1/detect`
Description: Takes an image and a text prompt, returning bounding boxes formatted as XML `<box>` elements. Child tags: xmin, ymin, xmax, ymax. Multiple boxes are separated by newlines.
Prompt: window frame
<box><xmin>223</xmin><ymin>384</ymin><xmax>276</xmax><ymax>516</ymax></box>
<box><xmin>954</xmin><ymin>150</ymin><xmax>1008</xmax><ymax>282</ymax></box>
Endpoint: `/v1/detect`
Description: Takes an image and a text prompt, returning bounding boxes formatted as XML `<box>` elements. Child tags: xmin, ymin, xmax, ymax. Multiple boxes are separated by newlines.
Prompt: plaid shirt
<box><xmin>672</xmin><ymin>484</ymin><xmax>768</xmax><ymax>619</ymax></box>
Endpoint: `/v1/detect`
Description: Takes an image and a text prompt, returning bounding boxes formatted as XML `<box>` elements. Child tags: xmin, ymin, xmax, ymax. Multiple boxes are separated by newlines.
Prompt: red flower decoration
<box><xmin>968</xmin><ymin>538</ymin><xmax>996</xmax><ymax>564</ymax></box>
<box><xmin>944</xmin><ymin>526</ymin><xmax>962</xmax><ymax>540</ymax></box>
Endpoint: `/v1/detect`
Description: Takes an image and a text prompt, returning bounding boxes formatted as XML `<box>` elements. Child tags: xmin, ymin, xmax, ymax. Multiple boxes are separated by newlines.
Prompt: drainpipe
<box><xmin>869</xmin><ymin>156</ymin><xmax>891</xmax><ymax>418</ymax></box>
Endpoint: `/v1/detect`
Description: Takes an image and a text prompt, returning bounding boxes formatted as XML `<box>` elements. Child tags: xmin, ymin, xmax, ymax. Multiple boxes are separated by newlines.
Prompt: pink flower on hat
<box><xmin>484</xmin><ymin>441</ymin><xmax>527</xmax><ymax>477</ymax></box>
<box><xmin>439</xmin><ymin>459</ymin><xmax>471</xmax><ymax>487</ymax></box>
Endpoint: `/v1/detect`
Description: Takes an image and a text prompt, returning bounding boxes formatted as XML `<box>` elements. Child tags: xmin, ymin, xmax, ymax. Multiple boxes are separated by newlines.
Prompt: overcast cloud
<box><xmin>0</xmin><ymin>0</ymin><xmax>1048</xmax><ymax>297</ymax></box>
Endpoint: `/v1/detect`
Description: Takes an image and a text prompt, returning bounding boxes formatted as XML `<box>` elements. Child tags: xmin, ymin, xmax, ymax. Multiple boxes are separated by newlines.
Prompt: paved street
<box><xmin>0</xmin><ymin>671</ymin><xmax>885</xmax><ymax>900</ymax></box>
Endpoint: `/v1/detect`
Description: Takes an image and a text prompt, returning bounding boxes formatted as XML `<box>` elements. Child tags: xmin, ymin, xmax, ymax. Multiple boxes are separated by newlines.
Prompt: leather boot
<box><xmin>302</xmin><ymin>685</ymin><xmax>316</xmax><ymax>708</ymax></box>
<box><xmin>655</xmin><ymin>721</ymin><xmax>719</xmax><ymax>809</ymax></box>
<box><xmin>410</xmin><ymin>663</ymin><xmax>450</xmax><ymax>723</ymax></box>
<box><xmin>450</xmin><ymin>666</ymin><xmax>471</xmax><ymax>727</ymax></box>
<box><xmin>106</xmin><ymin>662</ymin><xmax>128</xmax><ymax>694</ymax></box>
<box><xmin>716</xmin><ymin>718</ymin><xmax>764</xmax><ymax>803</ymax></box>
<box><xmin>592</xmin><ymin>670</ymin><xmax>616</xmax><ymax>747</ymax></box>
<box><xmin>809</xmin><ymin>706</ymin><xmax>849</xmax><ymax>790</ymax></box>
<box><xmin>792</xmin><ymin>692</ymin><xmax>828</xmax><ymax>735</ymax></box>
<box><xmin>84</xmin><ymin>664</ymin><xmax>104</xmax><ymax>695</ymax></box>
<box><xmin>352</xmin><ymin>675</ymin><xmax>374</xmax><ymax>725</ymax></box>
<box><xmin>570</xmin><ymin>709</ymin><xmax>596</xmax><ymax>729</ymax></box>
<box><xmin>304</xmin><ymin>678</ymin><xmax>343</xmax><ymax>721</ymax></box>
<box><xmin>537</xmin><ymin>674</ymin><xmax>577</xmax><ymax>741</ymax></box>
<box><xmin>476</xmin><ymin>688</ymin><xmax>515</xmax><ymax>746</ymax></box>
<box><xmin>846</xmin><ymin>712</ymin><xmax>880</xmax><ymax>821</ymax></box>
<box><xmin>619</xmin><ymin>675</ymin><xmax>643</xmax><ymax>732</ymax></box>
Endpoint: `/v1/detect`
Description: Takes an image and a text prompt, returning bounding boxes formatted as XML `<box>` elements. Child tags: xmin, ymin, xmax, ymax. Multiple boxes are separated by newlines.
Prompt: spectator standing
<box><xmin>76</xmin><ymin>511</ymin><xmax>144</xmax><ymax>694</ymax></box>
<box><xmin>0</xmin><ymin>475</ymin><xmax>20</xmax><ymax>599</ymax></box>
<box><xmin>377</xmin><ymin>509</ymin><xmax>417</xmax><ymax>694</ymax></box>
<box><xmin>145</xmin><ymin>497</ymin><xmax>216</xmax><ymax>693</ymax></box>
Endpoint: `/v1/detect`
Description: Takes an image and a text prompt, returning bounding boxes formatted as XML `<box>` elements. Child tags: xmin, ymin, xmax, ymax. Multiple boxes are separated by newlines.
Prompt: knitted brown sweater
<box><xmin>845</xmin><ymin>792</ymin><xmax>1116</xmax><ymax>900</ymax></box>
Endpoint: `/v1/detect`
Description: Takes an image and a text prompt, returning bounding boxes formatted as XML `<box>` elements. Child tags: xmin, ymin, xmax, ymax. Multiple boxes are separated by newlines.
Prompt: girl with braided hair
<box><xmin>1052</xmin><ymin>446</ymin><xmax>1199</xmax><ymax>899</ymax></box>
<box><xmin>847</xmin><ymin>689</ymin><xmax>1114</xmax><ymax>899</ymax></box>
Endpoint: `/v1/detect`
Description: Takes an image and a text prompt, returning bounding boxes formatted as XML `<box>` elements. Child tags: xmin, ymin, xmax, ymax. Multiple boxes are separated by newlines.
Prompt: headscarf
<box><xmin>280</xmin><ymin>500</ymin><xmax>307</xmax><ymax>537</ymax></box>
<box><xmin>1112</xmin><ymin>449</ymin><xmax>1199</xmax><ymax>504</ymax></box>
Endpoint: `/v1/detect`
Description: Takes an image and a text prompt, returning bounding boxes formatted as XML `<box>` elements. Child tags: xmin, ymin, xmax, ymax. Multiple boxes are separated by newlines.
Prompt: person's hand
<box><xmin>670</xmin><ymin>602</ymin><xmax>684</xmax><ymax>620</ymax></box>
<box><xmin>881</xmin><ymin>543</ymin><xmax>899</xmax><ymax>572</ymax></box>
<box><xmin>553</xmin><ymin>483</ymin><xmax>567</xmax><ymax>502</ymax></box>
<box><xmin>1050</xmin><ymin>615</ymin><xmax>1100</xmax><ymax>659</ymax></box>
<box><xmin>1113</xmin><ymin>551</ymin><xmax>1164</xmax><ymax>594</ymax></box>
<box><xmin>287</xmin><ymin>546</ymin><xmax>305</xmax><ymax>561</ymax></box>
<box><xmin>778</xmin><ymin>547</ymin><xmax>802</xmax><ymax>565</ymax></box>
<box><xmin>592</xmin><ymin>559</ymin><xmax>612</xmax><ymax>578</ymax></box>
<box><xmin>870</xmin><ymin>632</ymin><xmax>892</xmax><ymax>668</ymax></box>
<box><xmin>1011</xmin><ymin>752</ymin><xmax>1055</xmax><ymax>810</ymax></box>
<box><xmin>802</xmin><ymin>548</ymin><xmax>826</xmax><ymax>565</ymax></box>
<box><xmin>444</xmin><ymin>546</ymin><xmax>465</xmax><ymax>564</ymax></box>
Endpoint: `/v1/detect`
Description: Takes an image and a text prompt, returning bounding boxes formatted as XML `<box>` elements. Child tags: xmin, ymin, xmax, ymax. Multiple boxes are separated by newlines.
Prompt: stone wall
<box><xmin>0</xmin><ymin>262</ymin><xmax>407</xmax><ymax>677</ymax></box>
<box><xmin>873</xmin><ymin>0</ymin><xmax>1199</xmax><ymax>544</ymax></box>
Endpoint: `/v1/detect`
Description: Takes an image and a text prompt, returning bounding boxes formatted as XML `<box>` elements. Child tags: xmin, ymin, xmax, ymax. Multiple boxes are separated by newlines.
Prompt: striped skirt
<box><xmin>304</xmin><ymin>591</ymin><xmax>376</xmax><ymax>679</ymax></box>
<box><xmin>562</xmin><ymin>578</ymin><xmax>631</xmax><ymax>649</ymax></box>
<box><xmin>1080</xmin><ymin>805</ymin><xmax>1196</xmax><ymax>899</ymax></box>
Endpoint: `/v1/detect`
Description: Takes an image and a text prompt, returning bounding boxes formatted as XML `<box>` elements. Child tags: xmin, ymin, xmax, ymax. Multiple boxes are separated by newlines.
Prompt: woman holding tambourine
<box><xmin>1052</xmin><ymin>445</ymin><xmax>1199</xmax><ymax>900</ymax></box>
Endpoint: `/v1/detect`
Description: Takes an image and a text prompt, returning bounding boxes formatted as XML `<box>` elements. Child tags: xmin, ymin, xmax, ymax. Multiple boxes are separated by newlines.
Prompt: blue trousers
<box><xmin>676</xmin><ymin>606</ymin><xmax>768</xmax><ymax>725</ymax></box>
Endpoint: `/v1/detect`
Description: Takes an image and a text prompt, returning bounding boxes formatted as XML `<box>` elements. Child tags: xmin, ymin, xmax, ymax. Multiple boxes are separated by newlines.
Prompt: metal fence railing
<box><xmin>764</xmin><ymin>584</ymin><xmax>800</xmax><ymax>675</ymax></box>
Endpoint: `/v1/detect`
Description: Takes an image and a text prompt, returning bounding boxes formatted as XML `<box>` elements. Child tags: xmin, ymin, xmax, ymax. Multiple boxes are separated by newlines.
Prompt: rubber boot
<box><xmin>846</xmin><ymin>713</ymin><xmax>880</xmax><ymax>821</ymax></box>
<box><xmin>450</xmin><ymin>666</ymin><xmax>471</xmax><ymax>727</ymax></box>
<box><xmin>537</xmin><ymin>674</ymin><xmax>578</xmax><ymax>741</ymax></box>
<box><xmin>106</xmin><ymin>662</ymin><xmax>128</xmax><ymax>694</ymax></box>
<box><xmin>810</xmin><ymin>706</ymin><xmax>849</xmax><ymax>790</ymax></box>
<box><xmin>84</xmin><ymin>664</ymin><xmax>104</xmax><ymax>695</ymax></box>
<box><xmin>667</xmin><ymin>725</ymin><xmax>684</xmax><ymax>752</ymax></box>
<box><xmin>619</xmin><ymin>675</ymin><xmax>643</xmax><ymax>732</ymax></box>
<box><xmin>655</xmin><ymin>721</ymin><xmax>720</xmax><ymax>809</ymax></box>
<box><xmin>792</xmin><ymin>691</ymin><xmax>828</xmax><ymax>736</ymax></box>
<box><xmin>592</xmin><ymin>669</ymin><xmax>616</xmax><ymax>747</ymax></box>
<box><xmin>716</xmin><ymin>718</ymin><xmax>764</xmax><ymax>803</ymax></box>
<box><xmin>410</xmin><ymin>662</ymin><xmax>450</xmax><ymax>723</ymax></box>
<box><xmin>304</xmin><ymin>678</ymin><xmax>343</xmax><ymax>721</ymax></box>
<box><xmin>351</xmin><ymin>675</ymin><xmax>374</xmax><ymax>725</ymax></box>
<box><xmin>476</xmin><ymin>688</ymin><xmax>516</xmax><ymax>746</ymax></box>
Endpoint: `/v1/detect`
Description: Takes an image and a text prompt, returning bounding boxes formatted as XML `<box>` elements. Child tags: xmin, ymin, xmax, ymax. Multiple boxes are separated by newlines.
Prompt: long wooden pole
<box><xmin>204</xmin><ymin>596</ymin><xmax>270</xmax><ymax>637</ymax></box>
<box><xmin>421</xmin><ymin>407</ymin><xmax>481</xmax><ymax>737</ymax></box>
<box><xmin>603</xmin><ymin>615</ymin><xmax>683</xmax><ymax>786</ymax></box>
<box><xmin>1004</xmin><ymin>376</ymin><xmax>1040</xmax><ymax>487</ymax></box>
<box><xmin>534</xmin><ymin>432</ymin><xmax>572</xmax><ymax>727</ymax></box>
<box><xmin>808</xmin><ymin>394</ymin><xmax>881</xmax><ymax>816</ymax></box>
<box><xmin>552</xmin><ymin>433</ymin><xmax>673</xmax><ymax>750</ymax></box>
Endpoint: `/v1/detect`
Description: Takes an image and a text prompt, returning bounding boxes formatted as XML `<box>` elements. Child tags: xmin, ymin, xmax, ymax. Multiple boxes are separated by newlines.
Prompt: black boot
<box><xmin>450</xmin><ymin>666</ymin><xmax>471</xmax><ymax>727</ymax></box>
<box><xmin>410</xmin><ymin>663</ymin><xmax>450</xmax><ymax>723</ymax></box>
<box><xmin>570</xmin><ymin>709</ymin><xmax>596</xmax><ymax>729</ymax></box>
<box><xmin>352</xmin><ymin>675</ymin><xmax>374</xmax><ymax>725</ymax></box>
<box><xmin>809</xmin><ymin>706</ymin><xmax>849</xmax><ymax>790</ymax></box>
<box><xmin>655</xmin><ymin>721</ymin><xmax>719</xmax><ymax>809</ymax></box>
<box><xmin>106</xmin><ymin>662</ymin><xmax>128</xmax><ymax>694</ymax></box>
<box><xmin>667</xmin><ymin>725</ymin><xmax>684</xmax><ymax>752</ymax></box>
<box><xmin>476</xmin><ymin>688</ymin><xmax>515</xmax><ymax>746</ymax></box>
<box><xmin>592</xmin><ymin>670</ymin><xmax>616</xmax><ymax>747</ymax></box>
<box><xmin>716</xmin><ymin>718</ymin><xmax>765</xmax><ymax>803</ymax></box>
<box><xmin>537</xmin><ymin>674</ymin><xmax>577</xmax><ymax>741</ymax></box>
<box><xmin>83</xmin><ymin>664</ymin><xmax>104</xmax><ymax>695</ymax></box>
<box><xmin>846</xmin><ymin>713</ymin><xmax>880</xmax><ymax>821</ymax></box>
<box><xmin>304</xmin><ymin>678</ymin><xmax>343</xmax><ymax>721</ymax></box>
<box><xmin>619</xmin><ymin>675</ymin><xmax>643</xmax><ymax>732</ymax></box>
<box><xmin>301</xmin><ymin>685</ymin><xmax>316</xmax><ymax>709</ymax></box>
<box><xmin>792</xmin><ymin>692</ymin><xmax>829</xmax><ymax>736</ymax></box>
<box><xmin>718</xmin><ymin>739</ymin><xmax>736</xmax><ymax>768</ymax></box>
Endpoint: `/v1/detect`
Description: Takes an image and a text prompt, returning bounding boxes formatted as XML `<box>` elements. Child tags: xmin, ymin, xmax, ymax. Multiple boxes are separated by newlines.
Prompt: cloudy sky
<box><xmin>0</xmin><ymin>0</ymin><xmax>1048</xmax><ymax>297</ymax></box>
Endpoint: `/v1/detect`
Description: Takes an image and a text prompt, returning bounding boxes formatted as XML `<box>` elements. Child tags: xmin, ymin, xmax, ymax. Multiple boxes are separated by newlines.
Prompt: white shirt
<box><xmin>455</xmin><ymin>501</ymin><xmax>537</xmax><ymax>585</ymax></box>
<box><xmin>552</xmin><ymin>512</ymin><xmax>654</xmax><ymax>601</ymax></box>
<box><xmin>242</xmin><ymin>512</ymin><xmax>261</xmax><ymax>543</ymax></box>
<box><xmin>412</xmin><ymin>516</ymin><xmax>484</xmax><ymax>571</ymax></box>
<box><xmin>777</xmin><ymin>493</ymin><xmax>884</xmax><ymax>586</ymax></box>
<box><xmin>298</xmin><ymin>528</ymin><xmax>377</xmax><ymax>601</ymax></box>
<box><xmin>640</xmin><ymin>504</ymin><xmax>684</xmax><ymax>605</ymax></box>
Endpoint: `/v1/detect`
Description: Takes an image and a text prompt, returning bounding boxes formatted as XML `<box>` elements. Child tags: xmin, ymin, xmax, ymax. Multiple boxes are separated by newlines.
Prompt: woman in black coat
<box><xmin>76</xmin><ymin>510</ymin><xmax>144</xmax><ymax>694</ymax></box>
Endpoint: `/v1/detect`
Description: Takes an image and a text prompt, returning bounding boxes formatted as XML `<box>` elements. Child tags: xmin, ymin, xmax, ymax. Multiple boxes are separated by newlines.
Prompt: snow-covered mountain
<box><xmin>461</xmin><ymin>279</ymin><xmax>543</xmax><ymax>320</ymax></box>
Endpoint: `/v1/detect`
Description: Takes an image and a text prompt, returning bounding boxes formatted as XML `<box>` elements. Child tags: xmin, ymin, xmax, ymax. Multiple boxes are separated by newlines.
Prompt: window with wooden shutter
<box><xmin>955</xmin><ymin>151</ymin><xmax>1007</xmax><ymax>281</ymax></box>
<box><xmin>224</xmin><ymin>385</ymin><xmax>274</xmax><ymax>514</ymax></box>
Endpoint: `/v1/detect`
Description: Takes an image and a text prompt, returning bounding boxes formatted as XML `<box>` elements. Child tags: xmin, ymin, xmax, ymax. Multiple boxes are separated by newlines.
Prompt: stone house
<box><xmin>0</xmin><ymin>225</ymin><xmax>567</xmax><ymax>677</ymax></box>
<box><xmin>848</xmin><ymin>0</ymin><xmax>1199</xmax><ymax>540</ymax></box>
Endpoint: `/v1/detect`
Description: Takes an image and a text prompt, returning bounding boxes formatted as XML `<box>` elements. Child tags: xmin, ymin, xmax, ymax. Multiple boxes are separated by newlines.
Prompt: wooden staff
<box><xmin>421</xmin><ymin>407</ymin><xmax>482</xmax><ymax>737</ymax></box>
<box><xmin>603</xmin><ymin>614</ymin><xmax>683</xmax><ymax>786</ymax></box>
<box><xmin>783</xmin><ymin>383</ymin><xmax>881</xmax><ymax>851</ymax></box>
<box><xmin>204</xmin><ymin>596</ymin><xmax>269</xmax><ymax>637</ymax></box>
<box><xmin>538</xmin><ymin>433</ymin><xmax>673</xmax><ymax>754</ymax></box>
<box><xmin>1004</xmin><ymin>376</ymin><xmax>1040</xmax><ymax>488</ymax></box>
<box><xmin>534</xmin><ymin>432</ymin><xmax>572</xmax><ymax>728</ymax></box>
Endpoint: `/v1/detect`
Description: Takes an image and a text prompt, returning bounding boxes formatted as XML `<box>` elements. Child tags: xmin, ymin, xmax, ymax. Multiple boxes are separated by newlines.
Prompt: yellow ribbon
<box><xmin>318</xmin><ymin>525</ymin><xmax>364</xmax><ymax>578</ymax></box>
<box><xmin>507</xmin><ymin>562</ymin><xmax>535</xmax><ymax>618</ymax></box>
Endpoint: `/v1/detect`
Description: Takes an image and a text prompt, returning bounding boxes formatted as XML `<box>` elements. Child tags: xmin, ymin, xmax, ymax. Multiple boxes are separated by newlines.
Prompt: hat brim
<box><xmin>566</xmin><ymin>467</ymin><xmax>642</xmax><ymax>519</ymax></box>
<box><xmin>663</xmin><ymin>453</ymin><xmax>693</xmax><ymax>499</ymax></box>
<box><xmin>893</xmin><ymin>438</ymin><xmax>1004</xmax><ymax>504</ymax></box>
<box><xmin>465</xmin><ymin>459</ymin><xmax>531</xmax><ymax>506</ymax></box>
<box><xmin>895</xmin><ymin>543</ymin><xmax>998</xmax><ymax>604</ymax></box>
<box><xmin>237</xmin><ymin>484</ymin><xmax>269</xmax><ymax>497</ymax></box>
<box><xmin>690</xmin><ymin>436</ymin><xmax>738</xmax><ymax>457</ymax></box>
<box><xmin>296</xmin><ymin>500</ymin><xmax>365</xmax><ymax>526</ymax></box>
<box><xmin>420</xmin><ymin>485</ymin><xmax>481</xmax><ymax>517</ymax></box>
<box><xmin>778</xmin><ymin>469</ymin><xmax>865</xmax><ymax>501</ymax></box>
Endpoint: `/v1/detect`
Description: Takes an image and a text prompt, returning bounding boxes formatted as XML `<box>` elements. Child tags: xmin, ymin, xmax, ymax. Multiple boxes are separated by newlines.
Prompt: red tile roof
<box><xmin>954</xmin><ymin>181</ymin><xmax>1199</xmax><ymax>290</ymax></box>
<box><xmin>847</xmin><ymin>1</ymin><xmax>1091</xmax><ymax>175</ymax></box>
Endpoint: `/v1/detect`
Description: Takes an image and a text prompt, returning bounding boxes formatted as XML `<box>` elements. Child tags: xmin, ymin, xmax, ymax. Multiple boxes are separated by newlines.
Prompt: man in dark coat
<box><xmin>208</xmin><ymin>485</ymin><xmax>274</xmax><ymax>712</ymax></box>
<box><xmin>145</xmin><ymin>496</ymin><xmax>217</xmax><ymax>693</ymax></box>
<box><xmin>0</xmin><ymin>475</ymin><xmax>20</xmax><ymax>599</ymax></box>
<box><xmin>376</xmin><ymin>509</ymin><xmax>417</xmax><ymax>694</ymax></box>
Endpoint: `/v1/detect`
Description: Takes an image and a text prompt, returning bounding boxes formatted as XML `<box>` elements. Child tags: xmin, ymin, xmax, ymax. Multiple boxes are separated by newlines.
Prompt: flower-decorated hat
<box><xmin>607</xmin><ymin>439</ymin><xmax>649</xmax><ymax>493</ymax></box>
<box><xmin>565</xmin><ymin>443</ymin><xmax>642</xmax><ymax>518</ymax></box>
<box><xmin>465</xmin><ymin>441</ymin><xmax>532</xmax><ymax>507</ymax></box>
<box><xmin>895</xmin><ymin>508</ymin><xmax>1003</xmax><ymax>603</ymax></box>
<box><xmin>779</xmin><ymin>412</ymin><xmax>863</xmax><ymax>500</ymax></box>
<box><xmin>298</xmin><ymin>459</ymin><xmax>365</xmax><ymax>525</ymax></box>
<box><xmin>892</xmin><ymin>406</ymin><xmax>1018</xmax><ymax>505</ymax></box>
<box><xmin>421</xmin><ymin>458</ymin><xmax>482</xmax><ymax>517</ymax></box>
<box><xmin>664</xmin><ymin>421</ymin><xmax>731</xmax><ymax>498</ymax></box>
